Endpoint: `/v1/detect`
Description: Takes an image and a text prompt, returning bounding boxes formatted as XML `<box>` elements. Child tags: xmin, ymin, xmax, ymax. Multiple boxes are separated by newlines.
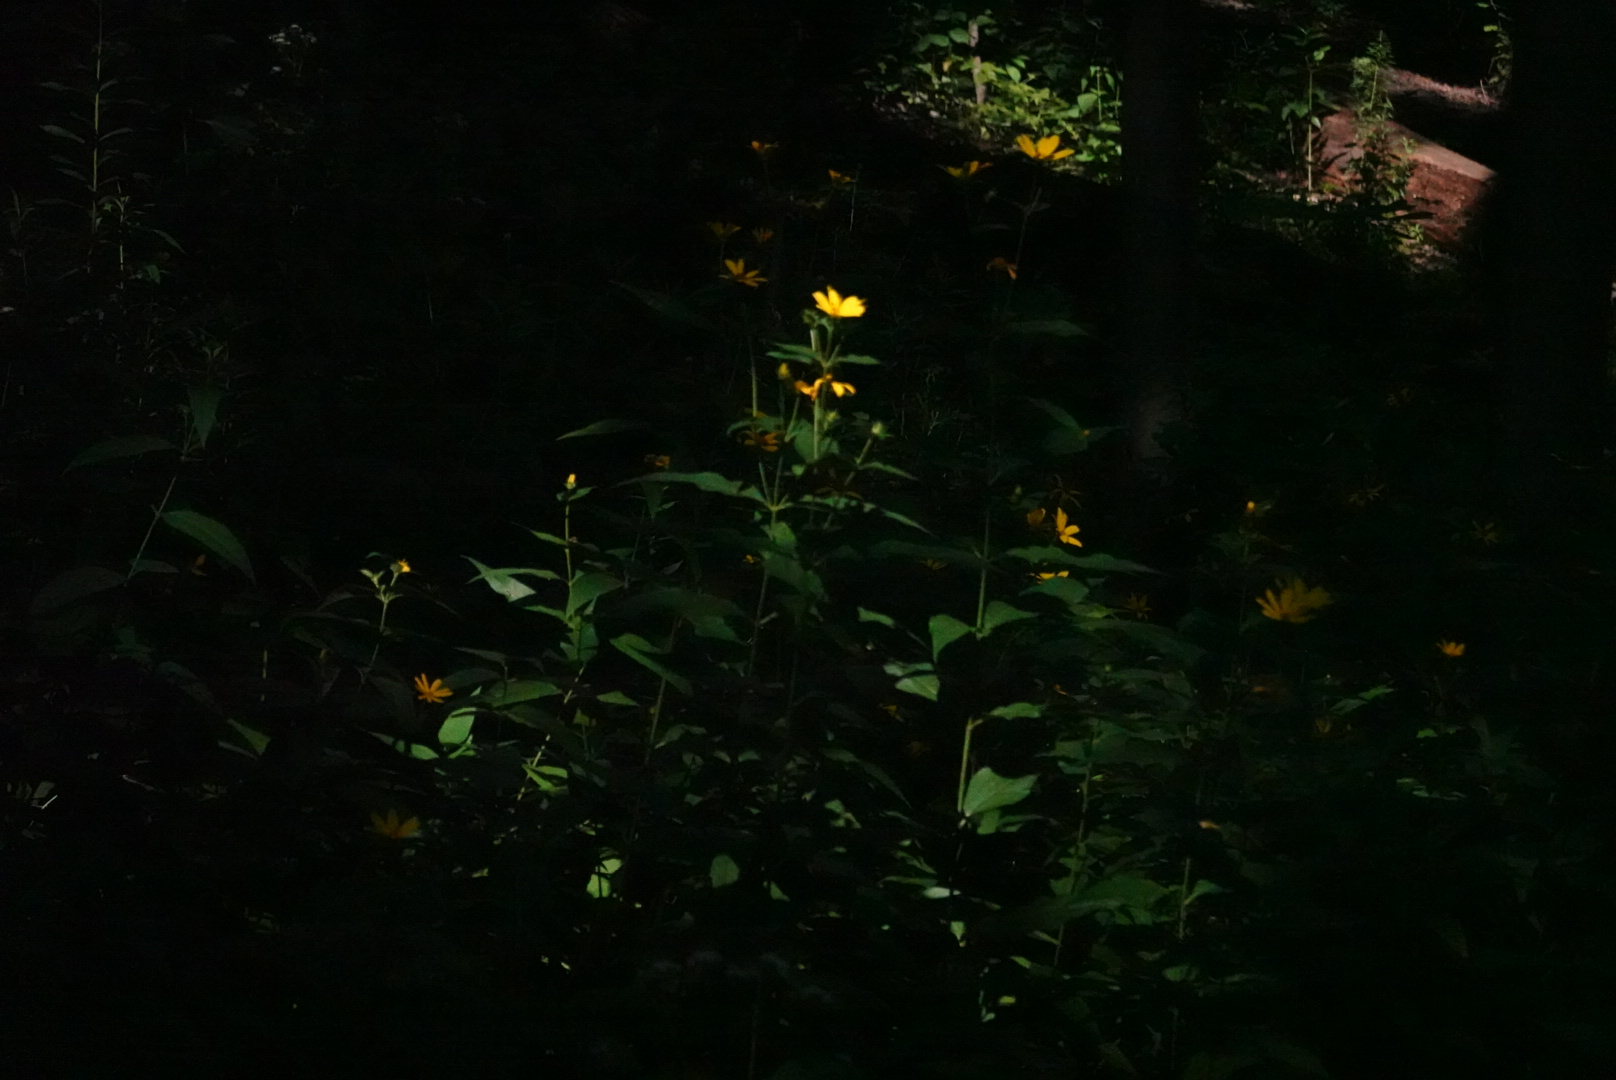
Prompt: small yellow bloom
<box><xmin>943</xmin><ymin>160</ymin><xmax>992</xmax><ymax>179</ymax></box>
<box><xmin>565</xmin><ymin>473</ymin><xmax>578</xmax><ymax>490</ymax></box>
<box><xmin>1033</xmin><ymin>570</ymin><xmax>1070</xmax><ymax>581</ymax></box>
<box><xmin>394</xmin><ymin>558</ymin><xmax>412</xmax><ymax>574</ymax></box>
<box><xmin>720</xmin><ymin>257</ymin><xmax>767</xmax><ymax>287</ymax></box>
<box><xmin>705</xmin><ymin>221</ymin><xmax>740</xmax><ymax>240</ymax></box>
<box><xmin>1054</xmin><ymin>508</ymin><xmax>1082</xmax><ymax>547</ymax></box>
<box><xmin>749</xmin><ymin>140</ymin><xmax>778</xmax><ymax>157</ymax></box>
<box><xmin>1256</xmin><ymin>578</ymin><xmax>1332</xmax><ymax>624</ymax></box>
<box><xmin>1437</xmin><ymin>639</ymin><xmax>1466</xmax><ymax>658</ymax></box>
<box><xmin>1121</xmin><ymin>594</ymin><xmax>1151</xmax><ymax>618</ymax></box>
<box><xmin>190</xmin><ymin>554</ymin><xmax>208</xmax><ymax>576</ymax></box>
<box><xmin>1313</xmin><ymin>717</ymin><xmax>1334</xmax><ymax>736</ymax></box>
<box><xmin>986</xmin><ymin>256</ymin><xmax>1018</xmax><ymax>280</ymax></box>
<box><xmin>794</xmin><ymin>375</ymin><xmax>855</xmax><ymax>400</ymax></box>
<box><xmin>1015</xmin><ymin>133</ymin><xmax>1075</xmax><ymax>161</ymax></box>
<box><xmin>921</xmin><ymin>558</ymin><xmax>946</xmax><ymax>571</ymax></box>
<box><xmin>752</xmin><ymin>226</ymin><xmax>775</xmax><ymax>243</ymax></box>
<box><xmin>812</xmin><ymin>287</ymin><xmax>866</xmax><ymax>318</ymax></box>
<box><xmin>828</xmin><ymin>169</ymin><xmax>855</xmax><ymax>184</ymax></box>
<box><xmin>1468</xmin><ymin>521</ymin><xmax>1500</xmax><ymax>546</ymax></box>
<box><xmin>414</xmin><ymin>674</ymin><xmax>454</xmax><ymax>703</ymax></box>
<box><xmin>741</xmin><ymin>429</ymin><xmax>780</xmax><ymax>452</ymax></box>
<box><xmin>644</xmin><ymin>454</ymin><xmax>671</xmax><ymax>469</ymax></box>
<box><xmin>1026</xmin><ymin>507</ymin><xmax>1048</xmax><ymax>528</ymax></box>
<box><xmin>1346</xmin><ymin>484</ymin><xmax>1385</xmax><ymax>507</ymax></box>
<box><xmin>776</xmin><ymin>362</ymin><xmax>792</xmax><ymax>380</ymax></box>
<box><xmin>370</xmin><ymin>809</ymin><xmax>421</xmax><ymax>840</ymax></box>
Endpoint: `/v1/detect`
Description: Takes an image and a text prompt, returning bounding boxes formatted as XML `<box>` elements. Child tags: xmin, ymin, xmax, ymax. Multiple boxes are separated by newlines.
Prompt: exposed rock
<box><xmin>1318</xmin><ymin>108</ymin><xmax>1494</xmax><ymax>250</ymax></box>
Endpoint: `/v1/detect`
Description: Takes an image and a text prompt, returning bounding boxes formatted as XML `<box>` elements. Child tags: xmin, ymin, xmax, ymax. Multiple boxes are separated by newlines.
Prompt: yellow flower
<box><xmin>1033</xmin><ymin>570</ymin><xmax>1070</xmax><ymax>581</ymax></box>
<box><xmin>370</xmin><ymin>809</ymin><xmax>421</xmax><ymax>840</ymax></box>
<box><xmin>943</xmin><ymin>160</ymin><xmax>992</xmax><ymax>178</ymax></box>
<box><xmin>1468</xmin><ymin>521</ymin><xmax>1500</xmax><ymax>546</ymax></box>
<box><xmin>812</xmin><ymin>287</ymin><xmax>866</xmax><ymax>318</ymax></box>
<box><xmin>752</xmin><ymin>226</ymin><xmax>775</xmax><ymax>243</ymax></box>
<box><xmin>1255</xmin><ymin>578</ymin><xmax>1332</xmax><ymax>624</ymax></box>
<box><xmin>1121</xmin><ymin>594</ymin><xmax>1151</xmax><ymax>618</ymax></box>
<box><xmin>190</xmin><ymin>554</ymin><xmax>208</xmax><ymax>577</ymax></box>
<box><xmin>705</xmin><ymin>221</ymin><xmax>740</xmax><ymax>240</ymax></box>
<box><xmin>1313</xmin><ymin>717</ymin><xmax>1334</xmax><ymax>737</ymax></box>
<box><xmin>1054</xmin><ymin>508</ymin><xmax>1082</xmax><ymax>547</ymax></box>
<box><xmin>1026</xmin><ymin>507</ymin><xmax>1047</xmax><ymax>528</ymax></box>
<box><xmin>828</xmin><ymin>169</ymin><xmax>855</xmax><ymax>184</ymax></box>
<box><xmin>414</xmin><ymin>674</ymin><xmax>453</xmax><ymax>703</ymax></box>
<box><xmin>794</xmin><ymin>375</ymin><xmax>855</xmax><ymax>400</ymax></box>
<box><xmin>986</xmin><ymin>256</ymin><xmax>1018</xmax><ymax>280</ymax></box>
<box><xmin>644</xmin><ymin>454</ymin><xmax>671</xmax><ymax>469</ymax></box>
<box><xmin>920</xmin><ymin>558</ymin><xmax>945</xmax><ymax>571</ymax></box>
<box><xmin>741</xmin><ymin>429</ymin><xmax>780</xmax><ymax>452</ymax></box>
<box><xmin>749</xmin><ymin>140</ymin><xmax>778</xmax><ymax>157</ymax></box>
<box><xmin>720</xmin><ymin>257</ymin><xmax>767</xmax><ymax>287</ymax></box>
<box><xmin>1346</xmin><ymin>484</ymin><xmax>1386</xmax><ymax>507</ymax></box>
<box><xmin>776</xmin><ymin>362</ymin><xmax>792</xmax><ymax>380</ymax></box>
<box><xmin>1015</xmin><ymin>133</ymin><xmax>1075</xmax><ymax>161</ymax></box>
<box><xmin>565</xmin><ymin>473</ymin><xmax>578</xmax><ymax>489</ymax></box>
<box><xmin>394</xmin><ymin>558</ymin><xmax>412</xmax><ymax>574</ymax></box>
<box><xmin>1437</xmin><ymin>639</ymin><xmax>1466</xmax><ymax>658</ymax></box>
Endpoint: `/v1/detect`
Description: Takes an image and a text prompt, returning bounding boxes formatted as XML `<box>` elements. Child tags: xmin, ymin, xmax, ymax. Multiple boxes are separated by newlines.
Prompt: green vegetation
<box><xmin>1</xmin><ymin>1</ymin><xmax>1609</xmax><ymax>1077</ymax></box>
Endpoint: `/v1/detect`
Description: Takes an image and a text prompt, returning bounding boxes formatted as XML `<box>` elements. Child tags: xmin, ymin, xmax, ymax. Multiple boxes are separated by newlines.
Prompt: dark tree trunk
<box><xmin>1115</xmin><ymin>0</ymin><xmax>1200</xmax><ymax>549</ymax></box>
<box><xmin>1489</xmin><ymin>0</ymin><xmax>1616</xmax><ymax>553</ymax></box>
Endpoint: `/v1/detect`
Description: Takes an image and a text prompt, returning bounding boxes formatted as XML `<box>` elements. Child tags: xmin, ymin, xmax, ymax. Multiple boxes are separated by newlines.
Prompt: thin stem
<box><xmin>126</xmin><ymin>473</ymin><xmax>178</xmax><ymax>583</ymax></box>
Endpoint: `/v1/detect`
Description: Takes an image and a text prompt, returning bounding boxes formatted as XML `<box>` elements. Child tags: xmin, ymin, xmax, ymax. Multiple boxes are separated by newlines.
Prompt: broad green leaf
<box><xmin>980</xmin><ymin>600</ymin><xmax>1036</xmax><ymax>637</ymax></box>
<box><xmin>186</xmin><ymin>384</ymin><xmax>223</xmax><ymax>449</ymax></box>
<box><xmin>857</xmin><ymin>607</ymin><xmax>897</xmax><ymax>628</ymax></box>
<box><xmin>369</xmin><ymin>731</ymin><xmax>440</xmax><ymax>760</ymax></box>
<box><xmin>1003</xmin><ymin>546</ymin><xmax>1158</xmax><ymax>575</ymax></box>
<box><xmin>565</xmin><ymin>570</ymin><xmax>622</xmax><ymax>617</ymax></box>
<box><xmin>466</xmin><ymin>558</ymin><xmax>558</xmax><ymax>601</ymax></box>
<box><xmin>656</xmin><ymin>471</ymin><xmax>762</xmax><ymax>500</ymax></box>
<box><xmin>709</xmin><ymin>853</ymin><xmax>741</xmax><ymax>888</ymax></box>
<box><xmin>161</xmin><ymin>510</ymin><xmax>254</xmax><ymax>582</ymax></box>
<box><xmin>597</xmin><ymin>690</ymin><xmax>637</xmax><ymax>706</ymax></box>
<box><xmin>1022</xmin><ymin>576</ymin><xmax>1090</xmax><ymax>606</ymax></box>
<box><xmin>30</xmin><ymin>565</ymin><xmax>124</xmax><ymax>614</ymax></box>
<box><xmin>222</xmin><ymin>717</ymin><xmax>271</xmax><ymax>757</ymax></box>
<box><xmin>961</xmin><ymin>767</ymin><xmax>1037</xmax><ymax>817</ymax></box>
<box><xmin>64</xmin><ymin>435</ymin><xmax>176</xmax><ymax>470</ymax></box>
<box><xmin>1007</xmin><ymin>319</ymin><xmax>1091</xmax><ymax>338</ymax></box>
<box><xmin>824</xmin><ymin>746</ymin><xmax>910</xmax><ymax>805</ymax></box>
<box><xmin>613</xmin><ymin>280</ymin><xmax>711</xmax><ymax>330</ymax></box>
<box><xmin>556</xmin><ymin>418</ymin><xmax>649</xmax><ymax>440</ymax></box>
<box><xmin>988</xmin><ymin>701</ymin><xmax>1042</xmax><ymax>719</ymax></box>
<box><xmin>40</xmin><ymin>123</ymin><xmax>84</xmax><ymax>143</ymax></box>
<box><xmin>492</xmin><ymin>679</ymin><xmax>561</xmax><ymax>706</ymax></box>
<box><xmin>929</xmin><ymin>613</ymin><xmax>972</xmax><ymax>662</ymax></box>
<box><xmin>437</xmin><ymin>707</ymin><xmax>475</xmax><ymax>746</ymax></box>
<box><xmin>895</xmin><ymin>674</ymin><xmax>939</xmax><ymax>700</ymax></box>
<box><xmin>612</xmin><ymin>633</ymin><xmax>692</xmax><ymax>695</ymax></box>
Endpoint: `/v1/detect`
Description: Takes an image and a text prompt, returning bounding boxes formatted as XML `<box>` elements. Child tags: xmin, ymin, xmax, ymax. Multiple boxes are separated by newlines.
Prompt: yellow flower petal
<box><xmin>812</xmin><ymin>287</ymin><xmax>866</xmax><ymax>318</ymax></box>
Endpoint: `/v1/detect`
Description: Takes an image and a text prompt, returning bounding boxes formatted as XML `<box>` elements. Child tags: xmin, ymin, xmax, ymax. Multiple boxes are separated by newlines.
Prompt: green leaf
<box><xmin>655</xmin><ymin>471</ymin><xmax>762</xmax><ymax>501</ymax></box>
<box><xmin>492</xmin><ymin>679</ymin><xmax>561</xmax><ymax>706</ymax></box>
<box><xmin>437</xmin><ymin>707</ymin><xmax>476</xmax><ymax>746</ymax></box>
<box><xmin>566</xmin><ymin>570</ymin><xmax>622</xmax><ymax>617</ymax></box>
<box><xmin>1003</xmin><ymin>546</ymin><xmax>1158</xmax><ymax>574</ymax></box>
<box><xmin>1007</xmin><ymin>319</ymin><xmax>1090</xmax><ymax>338</ymax></box>
<box><xmin>709</xmin><ymin>853</ymin><xmax>741</xmax><ymax>888</ymax></box>
<box><xmin>556</xmin><ymin>418</ymin><xmax>649</xmax><ymax>440</ymax></box>
<box><xmin>30</xmin><ymin>565</ymin><xmax>124</xmax><ymax>615</ymax></box>
<box><xmin>466</xmin><ymin>558</ymin><xmax>559</xmax><ymax>601</ymax></box>
<box><xmin>613</xmin><ymin>281</ymin><xmax>712</xmax><ymax>330</ymax></box>
<box><xmin>161</xmin><ymin>510</ymin><xmax>254</xmax><ymax>582</ymax></box>
<box><xmin>988</xmin><ymin>702</ymin><xmax>1042</xmax><ymax>719</ymax></box>
<box><xmin>929</xmin><ymin>613</ymin><xmax>973</xmax><ymax>662</ymax></box>
<box><xmin>857</xmin><ymin>607</ymin><xmax>897</xmax><ymax>628</ymax></box>
<box><xmin>980</xmin><ymin>600</ymin><xmax>1036</xmax><ymax>637</ymax></box>
<box><xmin>612</xmin><ymin>633</ymin><xmax>692</xmax><ymax>695</ymax></box>
<box><xmin>40</xmin><ymin>123</ymin><xmax>84</xmax><ymax>143</ymax></box>
<box><xmin>186</xmin><ymin>384</ymin><xmax>223</xmax><ymax>449</ymax></box>
<box><xmin>961</xmin><ymin>767</ymin><xmax>1037</xmax><ymax>817</ymax></box>
<box><xmin>1022</xmin><ymin>575</ymin><xmax>1090</xmax><ymax>606</ymax></box>
<box><xmin>824</xmin><ymin>746</ymin><xmax>911</xmax><ymax>805</ymax></box>
<box><xmin>64</xmin><ymin>435</ymin><xmax>176</xmax><ymax>470</ymax></box>
<box><xmin>222</xmin><ymin>717</ymin><xmax>271</xmax><ymax>757</ymax></box>
<box><xmin>597</xmin><ymin>690</ymin><xmax>637</xmax><ymax>706</ymax></box>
